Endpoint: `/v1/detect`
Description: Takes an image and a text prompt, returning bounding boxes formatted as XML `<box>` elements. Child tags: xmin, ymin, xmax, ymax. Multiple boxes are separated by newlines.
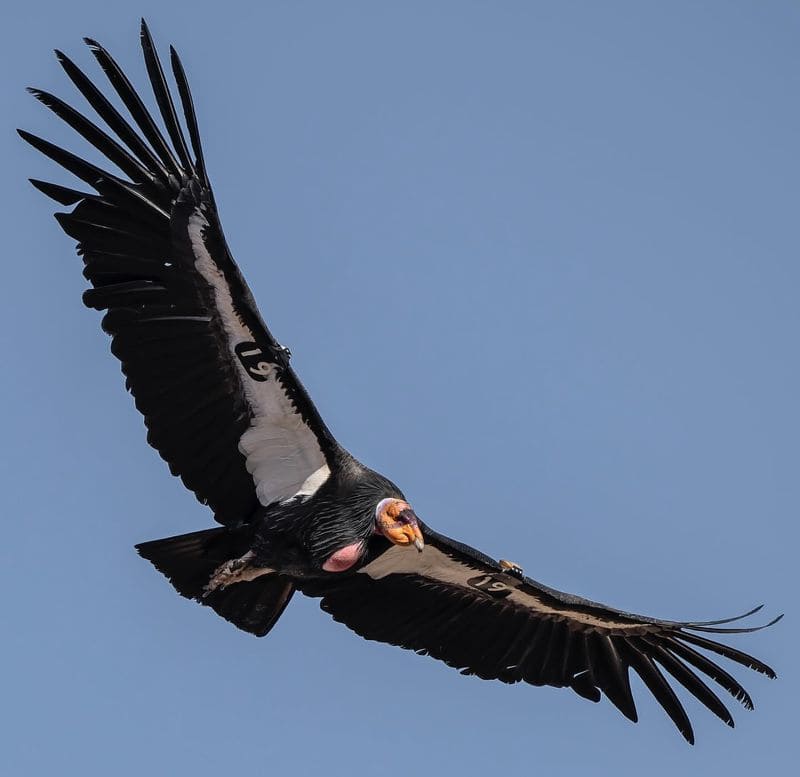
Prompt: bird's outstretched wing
<box><xmin>20</xmin><ymin>21</ymin><xmax>342</xmax><ymax>525</ymax></box>
<box><xmin>300</xmin><ymin>526</ymin><xmax>780</xmax><ymax>743</ymax></box>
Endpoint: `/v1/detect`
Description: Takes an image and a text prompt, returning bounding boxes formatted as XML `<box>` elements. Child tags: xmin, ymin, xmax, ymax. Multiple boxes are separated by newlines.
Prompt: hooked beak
<box><xmin>386</xmin><ymin>521</ymin><xmax>425</xmax><ymax>552</ymax></box>
<box><xmin>377</xmin><ymin>507</ymin><xmax>425</xmax><ymax>552</ymax></box>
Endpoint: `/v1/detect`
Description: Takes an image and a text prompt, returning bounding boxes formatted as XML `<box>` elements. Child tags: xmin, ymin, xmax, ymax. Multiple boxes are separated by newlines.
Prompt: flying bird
<box><xmin>21</xmin><ymin>21</ymin><xmax>780</xmax><ymax>744</ymax></box>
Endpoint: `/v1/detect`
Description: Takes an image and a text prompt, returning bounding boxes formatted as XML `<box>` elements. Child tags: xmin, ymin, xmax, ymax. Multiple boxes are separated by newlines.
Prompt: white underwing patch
<box><xmin>359</xmin><ymin>545</ymin><xmax>648</xmax><ymax>630</ymax></box>
<box><xmin>189</xmin><ymin>210</ymin><xmax>329</xmax><ymax>507</ymax></box>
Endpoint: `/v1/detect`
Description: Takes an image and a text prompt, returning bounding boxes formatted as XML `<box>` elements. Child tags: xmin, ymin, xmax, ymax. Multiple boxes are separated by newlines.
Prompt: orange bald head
<box><xmin>374</xmin><ymin>498</ymin><xmax>424</xmax><ymax>552</ymax></box>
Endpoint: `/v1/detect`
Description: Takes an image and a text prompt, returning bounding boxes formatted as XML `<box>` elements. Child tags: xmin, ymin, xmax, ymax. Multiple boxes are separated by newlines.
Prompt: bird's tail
<box><xmin>136</xmin><ymin>527</ymin><xmax>294</xmax><ymax>637</ymax></box>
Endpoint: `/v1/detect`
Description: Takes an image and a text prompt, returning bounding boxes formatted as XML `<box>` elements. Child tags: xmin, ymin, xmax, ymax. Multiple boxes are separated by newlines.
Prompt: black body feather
<box><xmin>21</xmin><ymin>21</ymin><xmax>780</xmax><ymax>744</ymax></box>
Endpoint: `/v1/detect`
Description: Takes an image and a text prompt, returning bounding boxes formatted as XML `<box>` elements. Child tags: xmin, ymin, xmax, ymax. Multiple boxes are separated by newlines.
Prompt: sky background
<box><xmin>2</xmin><ymin>2</ymin><xmax>797</xmax><ymax>775</ymax></box>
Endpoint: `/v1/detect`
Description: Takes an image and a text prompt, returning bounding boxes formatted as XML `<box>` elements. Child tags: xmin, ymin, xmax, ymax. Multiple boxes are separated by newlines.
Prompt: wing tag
<box><xmin>235</xmin><ymin>342</ymin><xmax>272</xmax><ymax>382</ymax></box>
<box><xmin>467</xmin><ymin>574</ymin><xmax>512</xmax><ymax>598</ymax></box>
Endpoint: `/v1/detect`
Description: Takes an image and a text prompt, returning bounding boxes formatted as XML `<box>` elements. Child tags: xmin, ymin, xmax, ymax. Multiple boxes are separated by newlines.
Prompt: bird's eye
<box><xmin>397</xmin><ymin>509</ymin><xmax>415</xmax><ymax>525</ymax></box>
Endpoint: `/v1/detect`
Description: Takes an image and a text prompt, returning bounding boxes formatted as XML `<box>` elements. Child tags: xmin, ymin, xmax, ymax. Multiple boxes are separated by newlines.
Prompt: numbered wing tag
<box><xmin>467</xmin><ymin>574</ymin><xmax>513</xmax><ymax>599</ymax></box>
<box><xmin>235</xmin><ymin>342</ymin><xmax>272</xmax><ymax>382</ymax></box>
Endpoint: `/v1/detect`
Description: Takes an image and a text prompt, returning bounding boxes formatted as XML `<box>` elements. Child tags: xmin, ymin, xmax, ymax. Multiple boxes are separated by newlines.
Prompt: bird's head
<box><xmin>374</xmin><ymin>498</ymin><xmax>424</xmax><ymax>552</ymax></box>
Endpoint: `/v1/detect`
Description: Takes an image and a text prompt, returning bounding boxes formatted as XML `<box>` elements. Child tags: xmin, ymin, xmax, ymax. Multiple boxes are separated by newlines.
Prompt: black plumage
<box><xmin>22</xmin><ymin>21</ymin><xmax>780</xmax><ymax>744</ymax></box>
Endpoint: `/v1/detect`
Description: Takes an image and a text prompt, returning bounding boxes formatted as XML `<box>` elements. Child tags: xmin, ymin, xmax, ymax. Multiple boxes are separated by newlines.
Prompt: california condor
<box><xmin>20</xmin><ymin>20</ymin><xmax>780</xmax><ymax>744</ymax></box>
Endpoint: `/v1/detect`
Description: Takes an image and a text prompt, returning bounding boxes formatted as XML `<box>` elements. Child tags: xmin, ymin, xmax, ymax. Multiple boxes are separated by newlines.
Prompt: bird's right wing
<box><xmin>300</xmin><ymin>526</ymin><xmax>780</xmax><ymax>744</ymax></box>
<box><xmin>21</xmin><ymin>22</ymin><xmax>344</xmax><ymax>526</ymax></box>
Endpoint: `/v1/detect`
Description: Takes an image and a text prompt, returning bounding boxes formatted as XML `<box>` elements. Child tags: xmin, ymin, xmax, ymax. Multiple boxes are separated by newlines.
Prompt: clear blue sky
<box><xmin>2</xmin><ymin>2</ymin><xmax>796</xmax><ymax>775</ymax></box>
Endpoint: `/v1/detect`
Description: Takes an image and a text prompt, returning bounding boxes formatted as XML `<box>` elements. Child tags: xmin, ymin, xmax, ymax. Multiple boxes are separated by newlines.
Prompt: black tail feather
<box><xmin>136</xmin><ymin>528</ymin><xmax>294</xmax><ymax>637</ymax></box>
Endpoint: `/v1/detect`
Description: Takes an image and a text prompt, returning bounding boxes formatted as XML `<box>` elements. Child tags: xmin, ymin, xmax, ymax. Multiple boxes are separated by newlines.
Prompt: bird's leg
<box><xmin>203</xmin><ymin>551</ymin><xmax>273</xmax><ymax>596</ymax></box>
<box><xmin>499</xmin><ymin>559</ymin><xmax>525</xmax><ymax>579</ymax></box>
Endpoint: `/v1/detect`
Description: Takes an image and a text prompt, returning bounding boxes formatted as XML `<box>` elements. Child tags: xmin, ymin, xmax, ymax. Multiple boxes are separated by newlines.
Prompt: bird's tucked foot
<box><xmin>204</xmin><ymin>551</ymin><xmax>272</xmax><ymax>596</ymax></box>
<box><xmin>499</xmin><ymin>559</ymin><xmax>525</xmax><ymax>579</ymax></box>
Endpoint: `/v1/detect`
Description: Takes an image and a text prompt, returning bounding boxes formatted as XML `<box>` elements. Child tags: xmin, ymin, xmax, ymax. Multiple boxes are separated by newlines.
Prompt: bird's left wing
<box><xmin>20</xmin><ymin>22</ymin><xmax>342</xmax><ymax>525</ymax></box>
<box><xmin>300</xmin><ymin>527</ymin><xmax>780</xmax><ymax>743</ymax></box>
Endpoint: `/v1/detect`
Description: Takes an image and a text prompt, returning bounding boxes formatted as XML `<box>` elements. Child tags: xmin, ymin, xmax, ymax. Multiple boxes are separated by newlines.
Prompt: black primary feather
<box><xmin>21</xmin><ymin>22</ymin><xmax>780</xmax><ymax>746</ymax></box>
<box><xmin>21</xmin><ymin>21</ymin><xmax>342</xmax><ymax>525</ymax></box>
<box><xmin>298</xmin><ymin>528</ymin><xmax>780</xmax><ymax>743</ymax></box>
